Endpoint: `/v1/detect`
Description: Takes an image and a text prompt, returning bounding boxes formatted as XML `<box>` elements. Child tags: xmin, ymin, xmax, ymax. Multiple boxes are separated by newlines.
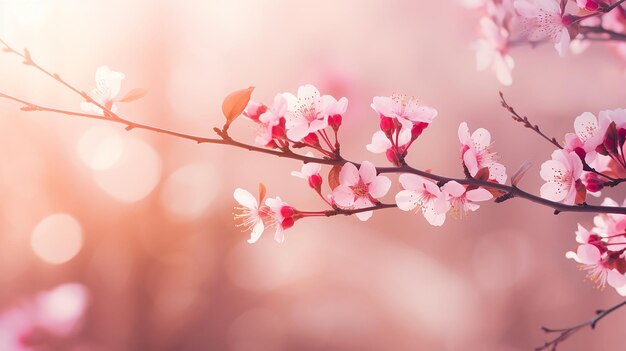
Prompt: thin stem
<box><xmin>536</xmin><ymin>300</ymin><xmax>626</xmax><ymax>351</ymax></box>
<box><xmin>499</xmin><ymin>92</ymin><xmax>563</xmax><ymax>149</ymax></box>
<box><xmin>3</xmin><ymin>40</ymin><xmax>626</xmax><ymax>219</ymax></box>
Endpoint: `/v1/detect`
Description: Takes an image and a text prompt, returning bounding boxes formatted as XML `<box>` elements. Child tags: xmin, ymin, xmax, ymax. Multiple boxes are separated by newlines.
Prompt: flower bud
<box><xmin>411</xmin><ymin>122</ymin><xmax>428</xmax><ymax>140</ymax></box>
<box><xmin>585</xmin><ymin>0</ymin><xmax>599</xmax><ymax>11</ymax></box>
<box><xmin>573</xmin><ymin>147</ymin><xmax>586</xmax><ymax>161</ymax></box>
<box><xmin>303</xmin><ymin>132</ymin><xmax>320</xmax><ymax>146</ymax></box>
<box><xmin>280</xmin><ymin>205</ymin><xmax>295</xmax><ymax>219</ymax></box>
<box><xmin>380</xmin><ymin>117</ymin><xmax>395</xmax><ymax>135</ymax></box>
<box><xmin>385</xmin><ymin>148</ymin><xmax>402</xmax><ymax>166</ymax></box>
<box><xmin>583</xmin><ymin>173</ymin><xmax>604</xmax><ymax>193</ymax></box>
<box><xmin>308</xmin><ymin>173</ymin><xmax>323</xmax><ymax>190</ymax></box>
<box><xmin>243</xmin><ymin>101</ymin><xmax>267</xmax><ymax>122</ymax></box>
<box><xmin>281</xmin><ymin>217</ymin><xmax>295</xmax><ymax>230</ymax></box>
<box><xmin>328</xmin><ymin>114</ymin><xmax>342</xmax><ymax>129</ymax></box>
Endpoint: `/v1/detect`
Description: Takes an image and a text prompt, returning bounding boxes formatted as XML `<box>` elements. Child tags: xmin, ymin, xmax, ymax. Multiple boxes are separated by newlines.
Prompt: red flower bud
<box><xmin>385</xmin><ymin>148</ymin><xmax>402</xmax><ymax>166</ymax></box>
<box><xmin>281</xmin><ymin>217</ymin><xmax>295</xmax><ymax>229</ymax></box>
<box><xmin>380</xmin><ymin>116</ymin><xmax>395</xmax><ymax>135</ymax></box>
<box><xmin>280</xmin><ymin>206</ymin><xmax>295</xmax><ymax>219</ymax></box>
<box><xmin>308</xmin><ymin>173</ymin><xmax>323</xmax><ymax>190</ymax></box>
<box><xmin>411</xmin><ymin>122</ymin><xmax>428</xmax><ymax>140</ymax></box>
<box><xmin>328</xmin><ymin>114</ymin><xmax>342</xmax><ymax>129</ymax></box>
<box><xmin>585</xmin><ymin>0</ymin><xmax>599</xmax><ymax>11</ymax></box>
<box><xmin>303</xmin><ymin>133</ymin><xmax>320</xmax><ymax>146</ymax></box>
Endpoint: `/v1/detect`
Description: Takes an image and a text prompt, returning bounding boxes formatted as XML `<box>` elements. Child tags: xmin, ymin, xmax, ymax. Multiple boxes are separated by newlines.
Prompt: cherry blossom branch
<box><xmin>500</xmin><ymin>93</ymin><xmax>626</xmax><ymax>185</ymax></box>
<box><xmin>499</xmin><ymin>92</ymin><xmax>563</xmax><ymax>150</ymax></box>
<box><xmin>5</xmin><ymin>90</ymin><xmax>626</xmax><ymax>216</ymax></box>
<box><xmin>536</xmin><ymin>299</ymin><xmax>626</xmax><ymax>351</ymax></box>
<box><xmin>579</xmin><ymin>26</ymin><xmax>626</xmax><ymax>42</ymax></box>
<box><xmin>4</xmin><ymin>39</ymin><xmax>626</xmax><ymax>220</ymax></box>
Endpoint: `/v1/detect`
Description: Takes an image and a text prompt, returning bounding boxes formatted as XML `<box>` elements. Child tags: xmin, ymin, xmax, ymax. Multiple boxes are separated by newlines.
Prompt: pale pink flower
<box><xmin>80</xmin><ymin>65</ymin><xmax>125</xmax><ymax>115</ymax></box>
<box><xmin>0</xmin><ymin>283</ymin><xmax>89</xmax><ymax>351</ymax></box>
<box><xmin>233</xmin><ymin>188</ymin><xmax>265</xmax><ymax>243</ymax></box>
<box><xmin>539</xmin><ymin>149</ymin><xmax>583</xmax><ymax>204</ymax></box>
<box><xmin>332</xmin><ymin>161</ymin><xmax>391</xmax><ymax>221</ymax></box>
<box><xmin>458</xmin><ymin>122</ymin><xmax>507</xmax><ymax>184</ymax></box>
<box><xmin>255</xmin><ymin>94</ymin><xmax>288</xmax><ymax>147</ymax></box>
<box><xmin>366</xmin><ymin>130</ymin><xmax>412</xmax><ymax>151</ymax></box>
<box><xmin>371</xmin><ymin>95</ymin><xmax>437</xmax><ymax>133</ymax></box>
<box><xmin>564</xmin><ymin>111</ymin><xmax>611</xmax><ymax>165</ymax></box>
<box><xmin>440</xmin><ymin>181</ymin><xmax>493</xmax><ymax>216</ymax></box>
<box><xmin>291</xmin><ymin>153</ymin><xmax>323</xmax><ymax>190</ymax></box>
<box><xmin>395</xmin><ymin>174</ymin><xmax>448</xmax><ymax>226</ymax></box>
<box><xmin>565</xmin><ymin>244</ymin><xmax>626</xmax><ymax>290</ymax></box>
<box><xmin>243</xmin><ymin>101</ymin><xmax>267</xmax><ymax>122</ymax></box>
<box><xmin>473</xmin><ymin>17</ymin><xmax>515</xmax><ymax>85</ymax></box>
<box><xmin>265</xmin><ymin>197</ymin><xmax>295</xmax><ymax>243</ymax></box>
<box><xmin>514</xmin><ymin>0</ymin><xmax>571</xmax><ymax>57</ymax></box>
<box><xmin>283</xmin><ymin>84</ymin><xmax>347</xmax><ymax>142</ymax></box>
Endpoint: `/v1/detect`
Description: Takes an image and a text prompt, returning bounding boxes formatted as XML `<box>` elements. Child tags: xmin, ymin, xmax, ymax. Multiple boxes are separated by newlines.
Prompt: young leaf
<box><xmin>328</xmin><ymin>165</ymin><xmax>342</xmax><ymax>190</ymax></box>
<box><xmin>474</xmin><ymin>167</ymin><xmax>490</xmax><ymax>181</ymax></box>
<box><xmin>118</xmin><ymin>88</ymin><xmax>148</xmax><ymax>103</ymax></box>
<box><xmin>222</xmin><ymin>86</ymin><xmax>254</xmax><ymax>126</ymax></box>
<box><xmin>258</xmin><ymin>182</ymin><xmax>267</xmax><ymax>202</ymax></box>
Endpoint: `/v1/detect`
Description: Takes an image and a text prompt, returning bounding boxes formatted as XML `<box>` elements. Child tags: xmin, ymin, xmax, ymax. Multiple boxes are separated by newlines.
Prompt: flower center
<box><xmin>350</xmin><ymin>179</ymin><xmax>370</xmax><ymax>198</ymax></box>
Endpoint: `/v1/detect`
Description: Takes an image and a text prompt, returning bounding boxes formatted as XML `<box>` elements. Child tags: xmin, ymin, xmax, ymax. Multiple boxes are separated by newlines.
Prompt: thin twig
<box><xmin>536</xmin><ymin>300</ymin><xmax>626</xmax><ymax>351</ymax></box>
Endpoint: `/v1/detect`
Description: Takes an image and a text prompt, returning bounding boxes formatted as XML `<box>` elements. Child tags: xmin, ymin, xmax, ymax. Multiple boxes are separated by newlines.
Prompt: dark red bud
<box><xmin>328</xmin><ymin>114</ymin><xmax>342</xmax><ymax>129</ymax></box>
<box><xmin>585</xmin><ymin>0</ymin><xmax>599</xmax><ymax>11</ymax></box>
<box><xmin>280</xmin><ymin>206</ymin><xmax>295</xmax><ymax>219</ymax></box>
<box><xmin>573</xmin><ymin>147</ymin><xmax>586</xmax><ymax>160</ymax></box>
<box><xmin>281</xmin><ymin>217</ymin><xmax>295</xmax><ymax>229</ymax></box>
<box><xmin>385</xmin><ymin>148</ymin><xmax>402</xmax><ymax>166</ymax></box>
<box><xmin>272</xmin><ymin>124</ymin><xmax>286</xmax><ymax>138</ymax></box>
<box><xmin>303</xmin><ymin>133</ymin><xmax>319</xmax><ymax>146</ymax></box>
<box><xmin>380</xmin><ymin>117</ymin><xmax>395</xmax><ymax>135</ymax></box>
<box><xmin>411</xmin><ymin>122</ymin><xmax>428</xmax><ymax>140</ymax></box>
<box><xmin>308</xmin><ymin>173</ymin><xmax>323</xmax><ymax>190</ymax></box>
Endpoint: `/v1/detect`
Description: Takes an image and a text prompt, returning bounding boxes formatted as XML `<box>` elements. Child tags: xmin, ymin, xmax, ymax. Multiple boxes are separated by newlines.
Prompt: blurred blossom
<box><xmin>160</xmin><ymin>162</ymin><xmax>220</xmax><ymax>219</ymax></box>
<box><xmin>0</xmin><ymin>283</ymin><xmax>89</xmax><ymax>351</ymax></box>
<box><xmin>77</xmin><ymin>126</ymin><xmax>125</xmax><ymax>171</ymax></box>
<box><xmin>92</xmin><ymin>137</ymin><xmax>161</xmax><ymax>202</ymax></box>
<box><xmin>30</xmin><ymin>213</ymin><xmax>83</xmax><ymax>265</ymax></box>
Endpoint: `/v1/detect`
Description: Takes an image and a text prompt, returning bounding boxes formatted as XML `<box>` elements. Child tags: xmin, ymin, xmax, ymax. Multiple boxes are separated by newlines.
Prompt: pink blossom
<box><xmin>371</xmin><ymin>94</ymin><xmax>437</xmax><ymax>134</ymax></box>
<box><xmin>265</xmin><ymin>197</ymin><xmax>296</xmax><ymax>243</ymax></box>
<box><xmin>254</xmin><ymin>94</ymin><xmax>288</xmax><ymax>147</ymax></box>
<box><xmin>395</xmin><ymin>174</ymin><xmax>448</xmax><ymax>226</ymax></box>
<box><xmin>565</xmin><ymin>244</ymin><xmax>626</xmax><ymax>290</ymax></box>
<box><xmin>539</xmin><ymin>149</ymin><xmax>583</xmax><ymax>204</ymax></box>
<box><xmin>440</xmin><ymin>181</ymin><xmax>493</xmax><ymax>216</ymax></box>
<box><xmin>243</xmin><ymin>101</ymin><xmax>267</xmax><ymax>122</ymax></box>
<box><xmin>473</xmin><ymin>17</ymin><xmax>515</xmax><ymax>85</ymax></box>
<box><xmin>291</xmin><ymin>153</ymin><xmax>323</xmax><ymax>190</ymax></box>
<box><xmin>514</xmin><ymin>0</ymin><xmax>571</xmax><ymax>57</ymax></box>
<box><xmin>332</xmin><ymin>161</ymin><xmax>391</xmax><ymax>221</ymax></box>
<box><xmin>458</xmin><ymin>122</ymin><xmax>507</xmax><ymax>184</ymax></box>
<box><xmin>0</xmin><ymin>283</ymin><xmax>89</xmax><ymax>351</ymax></box>
<box><xmin>366</xmin><ymin>130</ymin><xmax>412</xmax><ymax>165</ymax></box>
<box><xmin>564</xmin><ymin>111</ymin><xmax>611</xmax><ymax>165</ymax></box>
<box><xmin>283</xmin><ymin>84</ymin><xmax>347</xmax><ymax>142</ymax></box>
<box><xmin>80</xmin><ymin>65</ymin><xmax>125</xmax><ymax>115</ymax></box>
<box><xmin>233</xmin><ymin>188</ymin><xmax>266</xmax><ymax>243</ymax></box>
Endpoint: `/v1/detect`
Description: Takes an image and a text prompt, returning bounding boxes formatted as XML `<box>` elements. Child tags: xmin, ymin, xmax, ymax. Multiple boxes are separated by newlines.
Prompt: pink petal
<box><xmin>339</xmin><ymin>163</ymin><xmax>360</xmax><ymax>187</ymax></box>
<box><xmin>369</xmin><ymin>176</ymin><xmax>391</xmax><ymax>198</ymax></box>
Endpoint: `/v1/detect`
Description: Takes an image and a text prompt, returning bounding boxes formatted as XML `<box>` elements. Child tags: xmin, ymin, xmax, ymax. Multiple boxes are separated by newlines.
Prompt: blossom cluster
<box><xmin>233</xmin><ymin>84</ymin><xmax>504</xmax><ymax>242</ymax></box>
<box><xmin>464</xmin><ymin>0</ymin><xmax>626</xmax><ymax>85</ymax></box>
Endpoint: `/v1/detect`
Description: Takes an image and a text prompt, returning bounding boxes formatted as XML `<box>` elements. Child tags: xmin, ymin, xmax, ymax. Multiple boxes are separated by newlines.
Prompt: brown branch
<box><xmin>499</xmin><ymin>92</ymin><xmax>563</xmax><ymax>149</ymax></box>
<box><xmin>536</xmin><ymin>300</ymin><xmax>626</xmax><ymax>351</ymax></box>
<box><xmin>3</xmin><ymin>39</ymin><xmax>626</xmax><ymax>219</ymax></box>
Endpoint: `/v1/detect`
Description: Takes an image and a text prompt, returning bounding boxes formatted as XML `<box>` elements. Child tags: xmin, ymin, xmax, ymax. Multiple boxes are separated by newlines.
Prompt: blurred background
<box><xmin>1</xmin><ymin>0</ymin><xmax>626</xmax><ymax>350</ymax></box>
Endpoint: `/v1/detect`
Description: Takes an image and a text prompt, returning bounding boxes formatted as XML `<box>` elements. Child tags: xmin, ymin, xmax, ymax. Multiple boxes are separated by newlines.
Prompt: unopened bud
<box><xmin>328</xmin><ymin>114</ymin><xmax>342</xmax><ymax>129</ymax></box>
<box><xmin>308</xmin><ymin>173</ymin><xmax>323</xmax><ymax>190</ymax></box>
<box><xmin>380</xmin><ymin>117</ymin><xmax>395</xmax><ymax>135</ymax></box>
<box><xmin>303</xmin><ymin>133</ymin><xmax>320</xmax><ymax>146</ymax></box>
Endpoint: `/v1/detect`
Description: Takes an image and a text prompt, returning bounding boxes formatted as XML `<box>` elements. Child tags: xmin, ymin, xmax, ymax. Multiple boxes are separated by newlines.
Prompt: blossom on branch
<box><xmin>473</xmin><ymin>16</ymin><xmax>514</xmax><ymax>85</ymax></box>
<box><xmin>514</xmin><ymin>0</ymin><xmax>572</xmax><ymax>57</ymax></box>
<box><xmin>539</xmin><ymin>149</ymin><xmax>584</xmax><ymax>204</ymax></box>
<box><xmin>332</xmin><ymin>161</ymin><xmax>391</xmax><ymax>221</ymax></box>
<box><xmin>283</xmin><ymin>84</ymin><xmax>347</xmax><ymax>142</ymax></box>
<box><xmin>80</xmin><ymin>65</ymin><xmax>125</xmax><ymax>115</ymax></box>
<box><xmin>395</xmin><ymin>174</ymin><xmax>448</xmax><ymax>226</ymax></box>
<box><xmin>458</xmin><ymin>122</ymin><xmax>507</xmax><ymax>184</ymax></box>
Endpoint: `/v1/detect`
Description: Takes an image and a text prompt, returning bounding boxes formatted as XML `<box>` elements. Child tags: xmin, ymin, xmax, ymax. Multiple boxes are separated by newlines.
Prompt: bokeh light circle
<box><xmin>77</xmin><ymin>125</ymin><xmax>125</xmax><ymax>170</ymax></box>
<box><xmin>160</xmin><ymin>162</ymin><xmax>220</xmax><ymax>219</ymax></box>
<box><xmin>93</xmin><ymin>138</ymin><xmax>161</xmax><ymax>202</ymax></box>
<box><xmin>31</xmin><ymin>214</ymin><xmax>83</xmax><ymax>265</ymax></box>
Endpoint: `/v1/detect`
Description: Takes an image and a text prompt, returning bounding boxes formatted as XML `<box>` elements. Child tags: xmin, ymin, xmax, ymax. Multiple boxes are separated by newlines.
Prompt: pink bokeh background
<box><xmin>1</xmin><ymin>0</ymin><xmax>626</xmax><ymax>350</ymax></box>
